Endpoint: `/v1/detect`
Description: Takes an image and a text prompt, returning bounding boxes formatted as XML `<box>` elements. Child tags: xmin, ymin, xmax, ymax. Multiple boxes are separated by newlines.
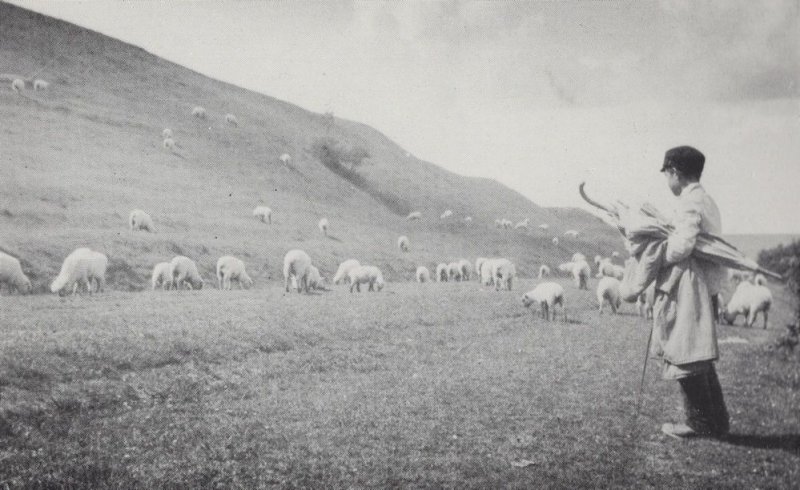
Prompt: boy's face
<box><xmin>663</xmin><ymin>167</ymin><xmax>683</xmax><ymax>196</ymax></box>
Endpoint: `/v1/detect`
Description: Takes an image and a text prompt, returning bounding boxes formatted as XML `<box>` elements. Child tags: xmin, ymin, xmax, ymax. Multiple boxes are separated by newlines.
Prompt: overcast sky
<box><xmin>10</xmin><ymin>0</ymin><xmax>800</xmax><ymax>234</ymax></box>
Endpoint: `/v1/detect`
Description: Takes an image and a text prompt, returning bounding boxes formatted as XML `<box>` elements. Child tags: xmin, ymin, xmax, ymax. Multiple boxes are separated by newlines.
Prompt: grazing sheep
<box><xmin>753</xmin><ymin>273</ymin><xmax>767</xmax><ymax>286</ymax></box>
<box><xmin>306</xmin><ymin>265</ymin><xmax>326</xmax><ymax>291</ymax></box>
<box><xmin>216</xmin><ymin>256</ymin><xmax>253</xmax><ymax>290</ymax></box>
<box><xmin>514</xmin><ymin>218</ymin><xmax>530</xmax><ymax>230</ymax></box>
<box><xmin>637</xmin><ymin>283</ymin><xmax>656</xmax><ymax>319</ymax></box>
<box><xmin>596</xmin><ymin>259</ymin><xmax>624</xmax><ymax>280</ymax></box>
<box><xmin>406</xmin><ymin>211</ymin><xmax>422</xmax><ymax>221</ymax></box>
<box><xmin>162</xmin><ymin>128</ymin><xmax>173</xmax><ymax>139</ymax></box>
<box><xmin>435</xmin><ymin>263</ymin><xmax>449</xmax><ymax>282</ymax></box>
<box><xmin>333</xmin><ymin>259</ymin><xmax>360</xmax><ymax>285</ymax></box>
<box><xmin>458</xmin><ymin>259</ymin><xmax>472</xmax><ymax>281</ymax></box>
<box><xmin>502</xmin><ymin>219</ymin><xmax>513</xmax><ymax>229</ymax></box>
<box><xmin>252</xmin><ymin>206</ymin><xmax>272</xmax><ymax>224</ymax></box>
<box><xmin>129</xmin><ymin>209</ymin><xmax>155</xmax><ymax>232</ymax></box>
<box><xmin>151</xmin><ymin>262</ymin><xmax>173</xmax><ymax>290</ymax></box>
<box><xmin>538</xmin><ymin>265</ymin><xmax>551</xmax><ymax>279</ymax></box>
<box><xmin>318</xmin><ymin>218</ymin><xmax>329</xmax><ymax>236</ymax></box>
<box><xmin>571</xmin><ymin>253</ymin><xmax>586</xmax><ymax>263</ymax></box>
<box><xmin>596</xmin><ymin>277</ymin><xmax>622</xmax><ymax>314</ymax></box>
<box><xmin>569</xmin><ymin>260</ymin><xmax>591</xmax><ymax>290</ymax></box>
<box><xmin>0</xmin><ymin>251</ymin><xmax>32</xmax><ymax>294</ymax></box>
<box><xmin>349</xmin><ymin>265</ymin><xmax>384</xmax><ymax>292</ymax></box>
<box><xmin>191</xmin><ymin>106</ymin><xmax>207</xmax><ymax>119</ymax></box>
<box><xmin>279</xmin><ymin>153</ymin><xmax>291</xmax><ymax>164</ymax></box>
<box><xmin>493</xmin><ymin>259</ymin><xmax>516</xmax><ymax>291</ymax></box>
<box><xmin>448</xmin><ymin>262</ymin><xmax>463</xmax><ymax>282</ymax></box>
<box><xmin>539</xmin><ymin>223</ymin><xmax>549</xmax><ymax>230</ymax></box>
<box><xmin>283</xmin><ymin>249</ymin><xmax>312</xmax><ymax>293</ymax></box>
<box><xmin>494</xmin><ymin>219</ymin><xmax>503</xmax><ymax>228</ymax></box>
<box><xmin>522</xmin><ymin>282</ymin><xmax>566</xmax><ymax>321</ymax></box>
<box><xmin>440</xmin><ymin>209</ymin><xmax>453</xmax><ymax>219</ymax></box>
<box><xmin>564</xmin><ymin>230</ymin><xmax>580</xmax><ymax>238</ymax></box>
<box><xmin>224</xmin><ymin>113</ymin><xmax>238</xmax><ymax>126</ymax></box>
<box><xmin>50</xmin><ymin>248</ymin><xmax>107</xmax><ymax>295</ymax></box>
<box><xmin>170</xmin><ymin>256</ymin><xmax>204</xmax><ymax>290</ymax></box>
<box><xmin>475</xmin><ymin>258</ymin><xmax>487</xmax><ymax>281</ymax></box>
<box><xmin>398</xmin><ymin>235</ymin><xmax>410</xmax><ymax>252</ymax></box>
<box><xmin>33</xmin><ymin>79</ymin><xmax>49</xmax><ymax>91</ymax></box>
<box><xmin>721</xmin><ymin>281</ymin><xmax>772</xmax><ymax>328</ymax></box>
<box><xmin>464</xmin><ymin>216</ymin><xmax>473</xmax><ymax>223</ymax></box>
<box><xmin>480</xmin><ymin>259</ymin><xmax>496</xmax><ymax>286</ymax></box>
<box><xmin>552</xmin><ymin>237</ymin><xmax>559</xmax><ymax>246</ymax></box>
<box><xmin>11</xmin><ymin>78</ymin><xmax>24</xmax><ymax>92</ymax></box>
<box><xmin>416</xmin><ymin>266</ymin><xmax>431</xmax><ymax>283</ymax></box>
<box><xmin>162</xmin><ymin>137</ymin><xmax>176</xmax><ymax>150</ymax></box>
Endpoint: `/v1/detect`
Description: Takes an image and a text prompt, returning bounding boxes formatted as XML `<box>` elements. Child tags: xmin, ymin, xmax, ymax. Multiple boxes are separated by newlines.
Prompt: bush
<box><xmin>760</xmin><ymin>240</ymin><xmax>800</xmax><ymax>355</ymax></box>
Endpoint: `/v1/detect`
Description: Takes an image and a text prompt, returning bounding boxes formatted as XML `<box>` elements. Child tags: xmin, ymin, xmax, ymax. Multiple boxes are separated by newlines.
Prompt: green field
<box><xmin>2</xmin><ymin>278</ymin><xmax>798</xmax><ymax>488</ymax></box>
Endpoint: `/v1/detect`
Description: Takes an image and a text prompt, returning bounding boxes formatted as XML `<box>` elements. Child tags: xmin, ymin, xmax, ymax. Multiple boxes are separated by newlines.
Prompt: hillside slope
<box><xmin>0</xmin><ymin>2</ymin><xmax>622</xmax><ymax>291</ymax></box>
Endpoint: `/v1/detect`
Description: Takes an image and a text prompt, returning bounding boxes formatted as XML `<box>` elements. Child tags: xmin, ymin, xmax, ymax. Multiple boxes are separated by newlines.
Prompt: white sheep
<box><xmin>564</xmin><ymin>230</ymin><xmax>580</xmax><ymax>238</ymax></box>
<box><xmin>397</xmin><ymin>235</ymin><xmax>410</xmax><ymax>253</ymax></box>
<box><xmin>440</xmin><ymin>209</ymin><xmax>453</xmax><ymax>219</ymax></box>
<box><xmin>475</xmin><ymin>258</ymin><xmax>487</xmax><ymax>281</ymax></box>
<box><xmin>406</xmin><ymin>211</ymin><xmax>422</xmax><ymax>221</ymax></box>
<box><xmin>252</xmin><ymin>206</ymin><xmax>272</xmax><ymax>224</ymax></box>
<box><xmin>571</xmin><ymin>253</ymin><xmax>586</xmax><ymax>263</ymax></box>
<box><xmin>502</xmin><ymin>219</ymin><xmax>513</xmax><ymax>229</ymax></box>
<box><xmin>216</xmin><ymin>256</ymin><xmax>253</xmax><ymax>290</ymax></box>
<box><xmin>464</xmin><ymin>216</ymin><xmax>473</xmax><ymax>223</ymax></box>
<box><xmin>11</xmin><ymin>78</ymin><xmax>24</xmax><ymax>92</ymax></box>
<box><xmin>514</xmin><ymin>218</ymin><xmax>530</xmax><ymax>230</ymax></box>
<box><xmin>224</xmin><ymin>113</ymin><xmax>238</xmax><ymax>126</ymax></box>
<box><xmin>539</xmin><ymin>223</ymin><xmax>549</xmax><ymax>230</ymax></box>
<box><xmin>318</xmin><ymin>218</ymin><xmax>329</xmax><ymax>236</ymax></box>
<box><xmin>279</xmin><ymin>153</ymin><xmax>292</xmax><ymax>165</ymax></box>
<box><xmin>333</xmin><ymin>259</ymin><xmax>360</xmax><ymax>285</ymax></box>
<box><xmin>348</xmin><ymin>265</ymin><xmax>384</xmax><ymax>292</ymax></box>
<box><xmin>129</xmin><ymin>209</ymin><xmax>155</xmax><ymax>232</ymax></box>
<box><xmin>162</xmin><ymin>128</ymin><xmax>173</xmax><ymax>139</ymax></box>
<box><xmin>448</xmin><ymin>262</ymin><xmax>462</xmax><ymax>282</ymax></box>
<box><xmin>191</xmin><ymin>106</ymin><xmax>207</xmax><ymax>119</ymax></box>
<box><xmin>0</xmin><ymin>251</ymin><xmax>32</xmax><ymax>294</ymax></box>
<box><xmin>721</xmin><ymin>281</ymin><xmax>772</xmax><ymax>328</ymax></box>
<box><xmin>151</xmin><ymin>262</ymin><xmax>173</xmax><ymax>290</ymax></box>
<box><xmin>480</xmin><ymin>259</ymin><xmax>496</xmax><ymax>286</ymax></box>
<box><xmin>522</xmin><ymin>282</ymin><xmax>566</xmax><ymax>321</ymax></box>
<box><xmin>306</xmin><ymin>264</ymin><xmax>326</xmax><ymax>291</ymax></box>
<box><xmin>494</xmin><ymin>219</ymin><xmax>503</xmax><ymax>228</ymax></box>
<box><xmin>458</xmin><ymin>259</ymin><xmax>472</xmax><ymax>281</ymax></box>
<box><xmin>538</xmin><ymin>265</ymin><xmax>551</xmax><ymax>279</ymax></box>
<box><xmin>570</xmin><ymin>260</ymin><xmax>591</xmax><ymax>290</ymax></box>
<box><xmin>493</xmin><ymin>259</ymin><xmax>516</xmax><ymax>291</ymax></box>
<box><xmin>33</xmin><ymin>79</ymin><xmax>49</xmax><ymax>91</ymax></box>
<box><xmin>170</xmin><ymin>256</ymin><xmax>204</xmax><ymax>290</ymax></box>
<box><xmin>435</xmin><ymin>263</ymin><xmax>449</xmax><ymax>282</ymax></box>
<box><xmin>50</xmin><ymin>248</ymin><xmax>107</xmax><ymax>295</ymax></box>
<box><xmin>283</xmin><ymin>249</ymin><xmax>312</xmax><ymax>293</ymax></box>
<box><xmin>596</xmin><ymin>259</ymin><xmax>624</xmax><ymax>280</ymax></box>
<box><xmin>597</xmin><ymin>276</ymin><xmax>622</xmax><ymax>314</ymax></box>
<box><xmin>416</xmin><ymin>266</ymin><xmax>431</xmax><ymax>283</ymax></box>
<box><xmin>163</xmin><ymin>137</ymin><xmax>176</xmax><ymax>150</ymax></box>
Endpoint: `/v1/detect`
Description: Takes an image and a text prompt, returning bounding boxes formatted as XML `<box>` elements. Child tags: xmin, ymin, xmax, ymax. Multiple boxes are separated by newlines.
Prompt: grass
<box><xmin>1</xmin><ymin>278</ymin><xmax>798</xmax><ymax>488</ymax></box>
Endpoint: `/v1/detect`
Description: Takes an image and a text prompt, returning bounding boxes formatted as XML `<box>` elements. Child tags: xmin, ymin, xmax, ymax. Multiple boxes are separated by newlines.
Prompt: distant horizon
<box><xmin>8</xmin><ymin>0</ymin><xmax>800</xmax><ymax>234</ymax></box>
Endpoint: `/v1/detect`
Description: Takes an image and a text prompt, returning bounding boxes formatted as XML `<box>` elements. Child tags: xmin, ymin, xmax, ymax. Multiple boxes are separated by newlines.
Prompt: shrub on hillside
<box><xmin>759</xmin><ymin>240</ymin><xmax>800</xmax><ymax>357</ymax></box>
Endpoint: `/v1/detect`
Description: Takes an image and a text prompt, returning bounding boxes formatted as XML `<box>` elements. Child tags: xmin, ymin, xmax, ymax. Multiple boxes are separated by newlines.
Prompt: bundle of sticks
<box><xmin>578</xmin><ymin>182</ymin><xmax>782</xmax><ymax>281</ymax></box>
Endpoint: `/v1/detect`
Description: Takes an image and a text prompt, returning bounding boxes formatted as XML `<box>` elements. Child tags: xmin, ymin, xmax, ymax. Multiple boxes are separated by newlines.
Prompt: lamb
<box><xmin>406</xmin><ymin>211</ymin><xmax>422</xmax><ymax>221</ymax></box>
<box><xmin>318</xmin><ymin>218</ymin><xmax>329</xmax><ymax>236</ymax></box>
<box><xmin>279</xmin><ymin>153</ymin><xmax>291</xmax><ymax>165</ymax></box>
<box><xmin>493</xmin><ymin>259</ymin><xmax>516</xmax><ymax>291</ymax></box>
<box><xmin>306</xmin><ymin>265</ymin><xmax>326</xmax><ymax>291</ymax></box>
<box><xmin>11</xmin><ymin>78</ymin><xmax>24</xmax><ymax>92</ymax></box>
<box><xmin>721</xmin><ymin>281</ymin><xmax>772</xmax><ymax>328</ymax></box>
<box><xmin>33</xmin><ymin>79</ymin><xmax>49</xmax><ymax>91</ymax></box>
<box><xmin>216</xmin><ymin>256</ymin><xmax>253</xmax><ymax>290</ymax></box>
<box><xmin>0</xmin><ymin>251</ymin><xmax>32</xmax><ymax>294</ymax></box>
<box><xmin>224</xmin><ymin>113</ymin><xmax>238</xmax><ymax>126</ymax></box>
<box><xmin>538</xmin><ymin>265</ymin><xmax>551</xmax><ymax>279</ymax></box>
<box><xmin>162</xmin><ymin>128</ymin><xmax>173</xmax><ymax>139</ymax></box>
<box><xmin>522</xmin><ymin>282</ymin><xmax>566</xmax><ymax>321</ymax></box>
<box><xmin>129</xmin><ymin>209</ymin><xmax>155</xmax><ymax>232</ymax></box>
<box><xmin>448</xmin><ymin>262</ymin><xmax>463</xmax><ymax>282</ymax></box>
<box><xmin>348</xmin><ymin>265</ymin><xmax>384</xmax><ymax>292</ymax></box>
<box><xmin>170</xmin><ymin>256</ymin><xmax>204</xmax><ymax>290</ymax></box>
<box><xmin>283</xmin><ymin>249</ymin><xmax>312</xmax><ymax>293</ymax></box>
<box><xmin>163</xmin><ymin>137</ymin><xmax>176</xmax><ymax>150</ymax></box>
<box><xmin>564</xmin><ymin>230</ymin><xmax>580</xmax><ymax>238</ymax></box>
<box><xmin>440</xmin><ymin>209</ymin><xmax>453</xmax><ymax>219</ymax></box>
<box><xmin>416</xmin><ymin>266</ymin><xmax>431</xmax><ymax>283</ymax></box>
<box><xmin>458</xmin><ymin>259</ymin><xmax>472</xmax><ymax>281</ymax></box>
<box><xmin>151</xmin><ymin>262</ymin><xmax>173</xmax><ymax>290</ymax></box>
<box><xmin>50</xmin><ymin>248</ymin><xmax>107</xmax><ymax>295</ymax></box>
<box><xmin>252</xmin><ymin>206</ymin><xmax>272</xmax><ymax>224</ymax></box>
<box><xmin>435</xmin><ymin>263</ymin><xmax>449</xmax><ymax>282</ymax></box>
<box><xmin>191</xmin><ymin>106</ymin><xmax>207</xmax><ymax>119</ymax></box>
<box><xmin>333</xmin><ymin>259</ymin><xmax>360</xmax><ymax>285</ymax></box>
<box><xmin>552</xmin><ymin>237</ymin><xmax>559</xmax><ymax>246</ymax></box>
<box><xmin>596</xmin><ymin>277</ymin><xmax>622</xmax><ymax>314</ymax></box>
<box><xmin>397</xmin><ymin>235</ymin><xmax>410</xmax><ymax>253</ymax></box>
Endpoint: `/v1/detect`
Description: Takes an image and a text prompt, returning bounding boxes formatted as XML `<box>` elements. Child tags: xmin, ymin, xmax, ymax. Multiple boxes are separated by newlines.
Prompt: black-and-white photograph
<box><xmin>1</xmin><ymin>0</ymin><xmax>798</xmax><ymax>487</ymax></box>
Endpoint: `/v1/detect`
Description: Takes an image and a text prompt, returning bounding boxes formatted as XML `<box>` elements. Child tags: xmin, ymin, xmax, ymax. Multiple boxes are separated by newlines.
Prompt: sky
<box><xmin>9</xmin><ymin>0</ymin><xmax>800</xmax><ymax>233</ymax></box>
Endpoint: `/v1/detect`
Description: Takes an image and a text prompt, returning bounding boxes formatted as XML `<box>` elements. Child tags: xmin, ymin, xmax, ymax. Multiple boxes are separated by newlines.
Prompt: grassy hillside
<box><xmin>0</xmin><ymin>2</ymin><xmax>622</xmax><ymax>291</ymax></box>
